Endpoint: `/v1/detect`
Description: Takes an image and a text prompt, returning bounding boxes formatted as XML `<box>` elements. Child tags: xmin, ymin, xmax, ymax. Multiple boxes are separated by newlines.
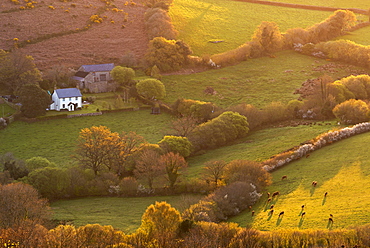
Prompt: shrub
<box><xmin>158</xmin><ymin>135</ymin><xmax>192</xmax><ymax>157</ymax></box>
<box><xmin>333</xmin><ymin>99</ymin><xmax>370</xmax><ymax>124</ymax></box>
<box><xmin>144</xmin><ymin>7</ymin><xmax>177</xmax><ymax>40</ymax></box>
<box><xmin>174</xmin><ymin>98</ymin><xmax>216</xmax><ymax>121</ymax></box>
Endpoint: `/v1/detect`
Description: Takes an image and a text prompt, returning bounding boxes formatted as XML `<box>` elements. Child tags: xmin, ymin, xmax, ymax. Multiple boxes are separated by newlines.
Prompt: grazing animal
<box><xmin>270</xmin><ymin>204</ymin><xmax>274</xmax><ymax>209</ymax></box>
<box><xmin>248</xmin><ymin>205</ymin><xmax>252</xmax><ymax>211</ymax></box>
<box><xmin>311</xmin><ymin>181</ymin><xmax>317</xmax><ymax>187</ymax></box>
<box><xmin>330</xmin><ymin>214</ymin><xmax>333</xmax><ymax>218</ymax></box>
<box><xmin>324</xmin><ymin>192</ymin><xmax>328</xmax><ymax>197</ymax></box>
<box><xmin>269</xmin><ymin>209</ymin><xmax>274</xmax><ymax>215</ymax></box>
<box><xmin>281</xmin><ymin>175</ymin><xmax>287</xmax><ymax>180</ymax></box>
<box><xmin>267</xmin><ymin>198</ymin><xmax>272</xmax><ymax>203</ymax></box>
<box><xmin>279</xmin><ymin>211</ymin><xmax>284</xmax><ymax>217</ymax></box>
<box><xmin>272</xmin><ymin>191</ymin><xmax>280</xmax><ymax>197</ymax></box>
<box><xmin>305</xmin><ymin>154</ymin><xmax>310</xmax><ymax>158</ymax></box>
<box><xmin>301</xmin><ymin>212</ymin><xmax>306</xmax><ymax>217</ymax></box>
<box><xmin>251</xmin><ymin>210</ymin><xmax>255</xmax><ymax>216</ymax></box>
<box><xmin>267</xmin><ymin>192</ymin><xmax>270</xmax><ymax>198</ymax></box>
<box><xmin>301</xmin><ymin>204</ymin><xmax>305</xmax><ymax>209</ymax></box>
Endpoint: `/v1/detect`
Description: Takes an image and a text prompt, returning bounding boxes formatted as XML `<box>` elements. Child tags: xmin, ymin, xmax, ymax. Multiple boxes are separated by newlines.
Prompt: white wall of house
<box><xmin>50</xmin><ymin>92</ymin><xmax>82</xmax><ymax>111</ymax></box>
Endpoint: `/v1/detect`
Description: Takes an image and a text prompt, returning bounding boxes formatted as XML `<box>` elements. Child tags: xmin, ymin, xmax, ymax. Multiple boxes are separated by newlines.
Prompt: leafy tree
<box><xmin>25</xmin><ymin>167</ymin><xmax>70</xmax><ymax>199</ymax></box>
<box><xmin>0</xmin><ymin>183</ymin><xmax>50</xmax><ymax>228</ymax></box>
<box><xmin>111</xmin><ymin>66</ymin><xmax>135</xmax><ymax>88</ymax></box>
<box><xmin>134</xmin><ymin>149</ymin><xmax>162</xmax><ymax>190</ymax></box>
<box><xmin>144</xmin><ymin>7</ymin><xmax>178</xmax><ymax>40</ymax></box>
<box><xmin>202</xmin><ymin>160</ymin><xmax>227</xmax><ymax>188</ymax></box>
<box><xmin>136</xmin><ymin>78</ymin><xmax>166</xmax><ymax>100</ymax></box>
<box><xmin>159</xmin><ymin>152</ymin><xmax>187</xmax><ymax>189</ymax></box>
<box><xmin>76</xmin><ymin>224</ymin><xmax>125</xmax><ymax>247</ymax></box>
<box><xmin>45</xmin><ymin>225</ymin><xmax>77</xmax><ymax>247</ymax></box>
<box><xmin>44</xmin><ymin>64</ymin><xmax>75</xmax><ymax>89</ymax></box>
<box><xmin>333</xmin><ymin>99</ymin><xmax>370</xmax><ymax>124</ymax></box>
<box><xmin>158</xmin><ymin>135</ymin><xmax>192</xmax><ymax>157</ymax></box>
<box><xmin>140</xmin><ymin>201</ymin><xmax>182</xmax><ymax>247</ymax></box>
<box><xmin>174</xmin><ymin>98</ymin><xmax>216</xmax><ymax>121</ymax></box>
<box><xmin>144</xmin><ymin>37</ymin><xmax>192</xmax><ymax>72</ymax></box>
<box><xmin>25</xmin><ymin>156</ymin><xmax>56</xmax><ymax>172</ymax></box>
<box><xmin>18</xmin><ymin>84</ymin><xmax>51</xmax><ymax>118</ymax></box>
<box><xmin>0</xmin><ymin>49</ymin><xmax>42</xmax><ymax>94</ymax></box>
<box><xmin>75</xmin><ymin>126</ymin><xmax>125</xmax><ymax>176</ymax></box>
<box><xmin>0</xmin><ymin>152</ymin><xmax>28</xmax><ymax>180</ymax></box>
<box><xmin>251</xmin><ymin>21</ymin><xmax>283</xmax><ymax>56</ymax></box>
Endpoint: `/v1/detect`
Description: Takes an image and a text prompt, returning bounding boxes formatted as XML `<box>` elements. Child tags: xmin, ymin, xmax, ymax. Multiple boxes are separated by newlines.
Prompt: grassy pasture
<box><xmin>229</xmin><ymin>131</ymin><xmax>370</xmax><ymax>230</ymax></box>
<box><xmin>169</xmin><ymin>0</ymin><xmax>331</xmax><ymax>56</ymax></box>
<box><xmin>162</xmin><ymin>50</ymin><xmax>370</xmax><ymax>108</ymax></box>
<box><xmin>0</xmin><ymin>103</ymin><xmax>16</xmax><ymax>117</ymax></box>
<box><xmin>0</xmin><ymin>110</ymin><xmax>172</xmax><ymax>166</ymax></box>
<box><xmin>51</xmin><ymin>194</ymin><xmax>203</xmax><ymax>234</ymax></box>
<box><xmin>185</xmin><ymin>121</ymin><xmax>339</xmax><ymax>178</ymax></box>
<box><xmin>337</xmin><ymin>26</ymin><xmax>370</xmax><ymax>46</ymax></box>
<box><xmin>264</xmin><ymin>0</ymin><xmax>370</xmax><ymax>9</ymax></box>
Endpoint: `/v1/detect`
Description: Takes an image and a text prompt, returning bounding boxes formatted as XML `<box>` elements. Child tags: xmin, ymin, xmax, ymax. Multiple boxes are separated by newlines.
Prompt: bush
<box><xmin>333</xmin><ymin>99</ymin><xmax>370</xmax><ymax>124</ymax></box>
<box><xmin>173</xmin><ymin>98</ymin><xmax>216</xmax><ymax>121</ymax></box>
<box><xmin>158</xmin><ymin>135</ymin><xmax>192</xmax><ymax>157</ymax></box>
<box><xmin>188</xmin><ymin>111</ymin><xmax>249</xmax><ymax>151</ymax></box>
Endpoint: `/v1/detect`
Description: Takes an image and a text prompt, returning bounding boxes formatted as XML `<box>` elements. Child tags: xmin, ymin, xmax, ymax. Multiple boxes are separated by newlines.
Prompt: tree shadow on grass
<box><xmin>322</xmin><ymin>197</ymin><xmax>327</xmax><ymax>206</ymax></box>
<box><xmin>298</xmin><ymin>217</ymin><xmax>304</xmax><ymax>228</ymax></box>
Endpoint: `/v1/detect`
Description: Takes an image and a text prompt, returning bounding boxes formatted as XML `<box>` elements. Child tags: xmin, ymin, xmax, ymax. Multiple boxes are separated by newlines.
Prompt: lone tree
<box><xmin>159</xmin><ymin>152</ymin><xmax>188</xmax><ymax>189</ymax></box>
<box><xmin>136</xmin><ymin>78</ymin><xmax>166</xmax><ymax>100</ymax></box>
<box><xmin>18</xmin><ymin>84</ymin><xmax>51</xmax><ymax>118</ymax></box>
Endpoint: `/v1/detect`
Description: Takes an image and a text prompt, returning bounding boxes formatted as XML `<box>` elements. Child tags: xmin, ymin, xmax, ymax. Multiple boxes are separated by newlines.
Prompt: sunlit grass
<box><xmin>169</xmin><ymin>0</ymin><xmax>331</xmax><ymax>56</ymax></box>
<box><xmin>162</xmin><ymin>50</ymin><xmax>370</xmax><ymax>108</ymax></box>
<box><xmin>337</xmin><ymin>25</ymin><xmax>370</xmax><ymax>46</ymax></box>
<box><xmin>229</xmin><ymin>131</ymin><xmax>370</xmax><ymax>230</ymax></box>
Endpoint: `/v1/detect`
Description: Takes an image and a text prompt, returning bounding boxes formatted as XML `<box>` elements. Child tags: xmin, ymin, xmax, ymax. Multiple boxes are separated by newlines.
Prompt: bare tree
<box><xmin>169</xmin><ymin>115</ymin><xmax>200</xmax><ymax>137</ymax></box>
<box><xmin>134</xmin><ymin>149</ymin><xmax>162</xmax><ymax>190</ymax></box>
<box><xmin>202</xmin><ymin>160</ymin><xmax>227</xmax><ymax>188</ymax></box>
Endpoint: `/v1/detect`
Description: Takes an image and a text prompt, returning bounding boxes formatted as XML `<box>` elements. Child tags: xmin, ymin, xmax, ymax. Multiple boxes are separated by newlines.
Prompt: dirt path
<box><xmin>232</xmin><ymin>0</ymin><xmax>368</xmax><ymax>15</ymax></box>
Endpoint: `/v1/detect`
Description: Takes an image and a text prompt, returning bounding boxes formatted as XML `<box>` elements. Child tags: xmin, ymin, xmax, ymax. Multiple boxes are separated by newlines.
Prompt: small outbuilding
<box><xmin>49</xmin><ymin>88</ymin><xmax>82</xmax><ymax>111</ymax></box>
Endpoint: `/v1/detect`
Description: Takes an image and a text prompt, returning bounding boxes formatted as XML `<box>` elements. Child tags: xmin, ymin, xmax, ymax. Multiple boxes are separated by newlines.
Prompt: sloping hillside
<box><xmin>0</xmin><ymin>0</ymin><xmax>149</xmax><ymax>70</ymax></box>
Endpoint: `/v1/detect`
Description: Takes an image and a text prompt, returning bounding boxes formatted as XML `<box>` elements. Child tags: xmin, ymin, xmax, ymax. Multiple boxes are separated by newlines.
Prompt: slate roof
<box><xmin>80</xmin><ymin>63</ymin><xmax>114</xmax><ymax>72</ymax></box>
<box><xmin>55</xmin><ymin>88</ymin><xmax>82</xmax><ymax>98</ymax></box>
<box><xmin>75</xmin><ymin>71</ymin><xmax>89</xmax><ymax>78</ymax></box>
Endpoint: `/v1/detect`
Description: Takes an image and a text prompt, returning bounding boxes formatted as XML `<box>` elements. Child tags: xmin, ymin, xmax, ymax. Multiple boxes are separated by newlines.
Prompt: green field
<box><xmin>337</xmin><ymin>25</ymin><xmax>370</xmax><ymax>46</ymax></box>
<box><xmin>51</xmin><ymin>194</ymin><xmax>202</xmax><ymax>234</ymax></box>
<box><xmin>229</xmin><ymin>131</ymin><xmax>370</xmax><ymax>230</ymax></box>
<box><xmin>0</xmin><ymin>103</ymin><xmax>16</xmax><ymax>117</ymax></box>
<box><xmin>0</xmin><ymin>110</ymin><xmax>172</xmax><ymax>166</ymax></box>
<box><xmin>162</xmin><ymin>50</ymin><xmax>370</xmax><ymax>108</ymax></box>
<box><xmin>265</xmin><ymin>0</ymin><xmax>370</xmax><ymax>9</ymax></box>
<box><xmin>169</xmin><ymin>0</ymin><xmax>331</xmax><ymax>56</ymax></box>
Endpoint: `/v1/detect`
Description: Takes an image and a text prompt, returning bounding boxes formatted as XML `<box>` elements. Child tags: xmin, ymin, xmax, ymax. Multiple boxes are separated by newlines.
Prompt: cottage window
<box><xmin>100</xmin><ymin>74</ymin><xmax>107</xmax><ymax>81</ymax></box>
<box><xmin>63</xmin><ymin>98</ymin><xmax>65</xmax><ymax>101</ymax></box>
<box><xmin>75</xmin><ymin>97</ymin><xmax>78</xmax><ymax>100</ymax></box>
<box><xmin>69</xmin><ymin>97</ymin><xmax>71</xmax><ymax>101</ymax></box>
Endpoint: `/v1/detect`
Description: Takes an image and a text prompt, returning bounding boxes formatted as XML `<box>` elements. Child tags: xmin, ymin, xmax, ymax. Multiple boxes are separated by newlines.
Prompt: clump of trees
<box><xmin>145</xmin><ymin>37</ymin><xmax>193</xmax><ymax>72</ymax></box>
<box><xmin>144</xmin><ymin>6</ymin><xmax>178</xmax><ymax>40</ymax></box>
<box><xmin>173</xmin><ymin>98</ymin><xmax>217</xmax><ymax>122</ymax></box>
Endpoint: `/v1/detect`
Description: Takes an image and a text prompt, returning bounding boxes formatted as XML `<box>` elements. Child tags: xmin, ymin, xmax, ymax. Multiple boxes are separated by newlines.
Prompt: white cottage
<box><xmin>49</xmin><ymin>88</ymin><xmax>82</xmax><ymax>111</ymax></box>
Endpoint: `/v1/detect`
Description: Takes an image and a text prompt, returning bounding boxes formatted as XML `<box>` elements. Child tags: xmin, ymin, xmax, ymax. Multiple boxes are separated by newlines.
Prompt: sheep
<box><xmin>278</xmin><ymin>211</ymin><xmax>284</xmax><ymax>217</ymax></box>
<box><xmin>272</xmin><ymin>191</ymin><xmax>280</xmax><ymax>197</ymax></box>
<box><xmin>281</xmin><ymin>175</ymin><xmax>287</xmax><ymax>180</ymax></box>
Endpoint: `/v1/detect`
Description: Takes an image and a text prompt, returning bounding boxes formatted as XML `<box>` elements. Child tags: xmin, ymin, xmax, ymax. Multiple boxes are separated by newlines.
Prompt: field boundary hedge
<box><xmin>262</xmin><ymin>122</ymin><xmax>370</xmax><ymax>171</ymax></box>
<box><xmin>233</xmin><ymin>0</ymin><xmax>369</xmax><ymax>14</ymax></box>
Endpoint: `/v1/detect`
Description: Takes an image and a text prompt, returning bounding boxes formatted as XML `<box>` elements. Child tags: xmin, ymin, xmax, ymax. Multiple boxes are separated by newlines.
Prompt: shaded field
<box><xmin>230</xmin><ymin>131</ymin><xmax>370</xmax><ymax>230</ymax></box>
<box><xmin>162</xmin><ymin>50</ymin><xmax>370</xmax><ymax>108</ymax></box>
<box><xmin>186</xmin><ymin>121</ymin><xmax>338</xmax><ymax>179</ymax></box>
<box><xmin>170</xmin><ymin>0</ymin><xmax>337</xmax><ymax>56</ymax></box>
<box><xmin>51</xmin><ymin>194</ymin><xmax>202</xmax><ymax>234</ymax></box>
<box><xmin>0</xmin><ymin>110</ymin><xmax>172</xmax><ymax>166</ymax></box>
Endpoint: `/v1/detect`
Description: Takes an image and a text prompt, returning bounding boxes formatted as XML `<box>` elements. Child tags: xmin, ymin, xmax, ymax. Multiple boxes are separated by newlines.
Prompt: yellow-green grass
<box><xmin>0</xmin><ymin>103</ymin><xmax>16</xmax><ymax>117</ymax></box>
<box><xmin>162</xmin><ymin>50</ymin><xmax>370</xmax><ymax>108</ymax></box>
<box><xmin>264</xmin><ymin>0</ymin><xmax>370</xmax><ymax>9</ymax></box>
<box><xmin>186</xmin><ymin>121</ymin><xmax>339</xmax><ymax>179</ymax></box>
<box><xmin>337</xmin><ymin>25</ymin><xmax>370</xmax><ymax>46</ymax></box>
<box><xmin>51</xmin><ymin>194</ymin><xmax>203</xmax><ymax>234</ymax></box>
<box><xmin>229</xmin><ymin>131</ymin><xmax>370</xmax><ymax>230</ymax></box>
<box><xmin>0</xmin><ymin>110</ymin><xmax>172</xmax><ymax>166</ymax></box>
<box><xmin>169</xmin><ymin>0</ymin><xmax>332</xmax><ymax>56</ymax></box>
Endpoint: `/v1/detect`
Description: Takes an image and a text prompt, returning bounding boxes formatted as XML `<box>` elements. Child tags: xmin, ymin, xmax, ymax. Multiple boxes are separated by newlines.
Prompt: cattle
<box><xmin>270</xmin><ymin>204</ymin><xmax>274</xmax><ymax>209</ymax></box>
<box><xmin>251</xmin><ymin>210</ymin><xmax>255</xmax><ymax>216</ymax></box>
<box><xmin>278</xmin><ymin>211</ymin><xmax>285</xmax><ymax>217</ymax></box>
<box><xmin>324</xmin><ymin>192</ymin><xmax>328</xmax><ymax>197</ymax></box>
<box><xmin>281</xmin><ymin>175</ymin><xmax>287</xmax><ymax>180</ymax></box>
<box><xmin>301</xmin><ymin>212</ymin><xmax>306</xmax><ymax>217</ymax></box>
<box><xmin>312</xmin><ymin>181</ymin><xmax>317</xmax><ymax>187</ymax></box>
<box><xmin>272</xmin><ymin>191</ymin><xmax>280</xmax><ymax>197</ymax></box>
